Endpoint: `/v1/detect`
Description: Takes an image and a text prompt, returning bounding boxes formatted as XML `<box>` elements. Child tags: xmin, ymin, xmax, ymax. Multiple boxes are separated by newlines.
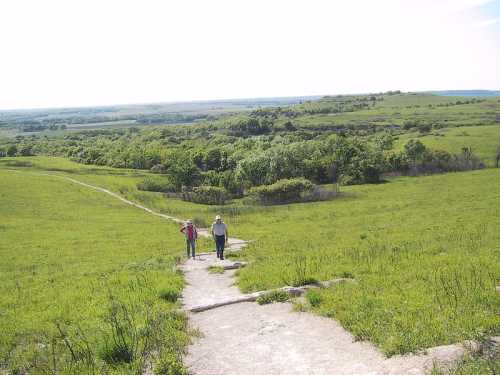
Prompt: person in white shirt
<box><xmin>211</xmin><ymin>215</ymin><xmax>228</xmax><ymax>260</ymax></box>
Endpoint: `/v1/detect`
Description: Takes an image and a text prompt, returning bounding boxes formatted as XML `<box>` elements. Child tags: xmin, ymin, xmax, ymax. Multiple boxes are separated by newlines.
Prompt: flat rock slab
<box><xmin>186</xmin><ymin>301</ymin><xmax>471</xmax><ymax>375</ymax></box>
<box><xmin>180</xmin><ymin>255</ymin><xmax>245</xmax><ymax>311</ymax></box>
<box><xmin>182</xmin><ymin>253</ymin><xmax>471</xmax><ymax>375</ymax></box>
<box><xmin>186</xmin><ymin>302</ymin><xmax>389</xmax><ymax>375</ymax></box>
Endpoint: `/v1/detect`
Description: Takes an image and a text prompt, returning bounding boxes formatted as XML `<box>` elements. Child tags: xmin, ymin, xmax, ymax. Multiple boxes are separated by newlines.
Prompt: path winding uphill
<box><xmin>14</xmin><ymin>171</ymin><xmax>480</xmax><ymax>375</ymax></box>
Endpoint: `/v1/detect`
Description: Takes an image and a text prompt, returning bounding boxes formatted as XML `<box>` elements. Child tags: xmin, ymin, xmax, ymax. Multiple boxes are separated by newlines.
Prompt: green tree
<box><xmin>167</xmin><ymin>152</ymin><xmax>200</xmax><ymax>190</ymax></box>
<box><xmin>374</xmin><ymin>133</ymin><xmax>393</xmax><ymax>151</ymax></box>
<box><xmin>404</xmin><ymin>139</ymin><xmax>426</xmax><ymax>163</ymax></box>
<box><xmin>7</xmin><ymin>145</ymin><xmax>18</xmax><ymax>157</ymax></box>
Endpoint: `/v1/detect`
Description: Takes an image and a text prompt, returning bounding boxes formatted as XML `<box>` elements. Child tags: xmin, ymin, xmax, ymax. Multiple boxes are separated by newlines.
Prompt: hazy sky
<box><xmin>1</xmin><ymin>0</ymin><xmax>499</xmax><ymax>110</ymax></box>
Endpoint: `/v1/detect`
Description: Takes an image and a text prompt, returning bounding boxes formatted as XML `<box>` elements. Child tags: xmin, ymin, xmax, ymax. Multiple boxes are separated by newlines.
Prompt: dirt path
<box><xmin>16</xmin><ymin>171</ymin><xmax>471</xmax><ymax>375</ymax></box>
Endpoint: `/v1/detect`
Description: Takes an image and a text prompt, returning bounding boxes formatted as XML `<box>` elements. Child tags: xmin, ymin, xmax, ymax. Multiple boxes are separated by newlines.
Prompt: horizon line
<box><xmin>1</xmin><ymin>88</ymin><xmax>499</xmax><ymax>113</ymax></box>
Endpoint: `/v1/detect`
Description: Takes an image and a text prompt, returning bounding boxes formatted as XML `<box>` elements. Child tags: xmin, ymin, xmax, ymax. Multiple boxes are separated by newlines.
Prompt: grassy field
<box><xmin>283</xmin><ymin>94</ymin><xmax>500</xmax><ymax>130</ymax></box>
<box><xmin>1</xmin><ymin>157</ymin><xmax>499</xmax><ymax>363</ymax></box>
<box><xmin>394</xmin><ymin>124</ymin><xmax>500</xmax><ymax>167</ymax></box>
<box><xmin>233</xmin><ymin>170</ymin><xmax>500</xmax><ymax>355</ymax></box>
<box><xmin>0</xmin><ymin>167</ymin><xmax>191</xmax><ymax>374</ymax></box>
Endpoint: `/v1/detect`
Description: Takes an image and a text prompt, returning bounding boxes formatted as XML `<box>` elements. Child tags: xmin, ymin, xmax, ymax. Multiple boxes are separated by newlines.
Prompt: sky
<box><xmin>0</xmin><ymin>0</ymin><xmax>499</xmax><ymax>110</ymax></box>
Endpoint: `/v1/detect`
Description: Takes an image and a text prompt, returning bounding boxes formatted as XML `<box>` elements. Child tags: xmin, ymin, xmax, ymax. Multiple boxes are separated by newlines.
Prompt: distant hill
<box><xmin>0</xmin><ymin>95</ymin><xmax>323</xmax><ymax>131</ymax></box>
<box><xmin>429</xmin><ymin>90</ymin><xmax>500</xmax><ymax>97</ymax></box>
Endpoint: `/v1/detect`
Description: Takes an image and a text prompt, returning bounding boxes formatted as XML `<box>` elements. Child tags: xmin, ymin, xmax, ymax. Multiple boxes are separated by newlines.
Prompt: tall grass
<box><xmin>0</xmin><ymin>170</ymin><xmax>189</xmax><ymax>374</ymax></box>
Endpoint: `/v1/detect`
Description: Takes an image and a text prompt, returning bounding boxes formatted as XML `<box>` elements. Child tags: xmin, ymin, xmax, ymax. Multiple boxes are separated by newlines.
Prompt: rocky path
<box><xmin>180</xmin><ymin>251</ymin><xmax>471</xmax><ymax>375</ymax></box>
<box><xmin>18</xmin><ymin>171</ymin><xmax>476</xmax><ymax>375</ymax></box>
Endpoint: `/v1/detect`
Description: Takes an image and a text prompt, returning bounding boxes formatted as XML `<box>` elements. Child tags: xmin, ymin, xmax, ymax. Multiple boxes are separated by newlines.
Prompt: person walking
<box><xmin>180</xmin><ymin>219</ymin><xmax>198</xmax><ymax>259</ymax></box>
<box><xmin>211</xmin><ymin>215</ymin><xmax>228</xmax><ymax>260</ymax></box>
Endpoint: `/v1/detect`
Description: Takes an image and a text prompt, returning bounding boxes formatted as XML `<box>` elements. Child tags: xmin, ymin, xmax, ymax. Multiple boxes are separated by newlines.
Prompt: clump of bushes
<box><xmin>256</xmin><ymin>290</ymin><xmax>290</xmax><ymax>305</ymax></box>
<box><xmin>182</xmin><ymin>186</ymin><xmax>229</xmax><ymax>205</ymax></box>
<box><xmin>387</xmin><ymin>141</ymin><xmax>485</xmax><ymax>176</ymax></box>
<box><xmin>248</xmin><ymin>178</ymin><xmax>314</xmax><ymax>205</ymax></box>
<box><xmin>137</xmin><ymin>176</ymin><xmax>176</xmax><ymax>193</ymax></box>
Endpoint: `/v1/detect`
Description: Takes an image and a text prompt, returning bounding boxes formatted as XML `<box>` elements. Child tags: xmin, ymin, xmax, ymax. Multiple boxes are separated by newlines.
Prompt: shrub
<box><xmin>249</xmin><ymin>178</ymin><xmax>314</xmax><ymax>205</ymax></box>
<box><xmin>182</xmin><ymin>186</ymin><xmax>229</xmax><ymax>205</ymax></box>
<box><xmin>137</xmin><ymin>176</ymin><xmax>176</xmax><ymax>193</ymax></box>
<box><xmin>306</xmin><ymin>289</ymin><xmax>323</xmax><ymax>307</ymax></box>
<box><xmin>6</xmin><ymin>145</ymin><xmax>17</xmax><ymax>157</ymax></box>
<box><xmin>98</xmin><ymin>342</ymin><xmax>133</xmax><ymax>365</ymax></box>
<box><xmin>158</xmin><ymin>287</ymin><xmax>181</xmax><ymax>303</ymax></box>
<box><xmin>256</xmin><ymin>290</ymin><xmax>290</xmax><ymax>305</ymax></box>
<box><xmin>406</xmin><ymin>148</ymin><xmax>485</xmax><ymax>176</ymax></box>
<box><xmin>154</xmin><ymin>351</ymin><xmax>187</xmax><ymax>375</ymax></box>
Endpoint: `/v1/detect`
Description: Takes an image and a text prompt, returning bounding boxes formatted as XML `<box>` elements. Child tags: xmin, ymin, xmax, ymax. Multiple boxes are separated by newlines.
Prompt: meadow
<box><xmin>221</xmin><ymin>169</ymin><xmax>500</xmax><ymax>356</ymax></box>
<box><xmin>1</xmin><ymin>90</ymin><xmax>499</xmax><ymax>373</ymax></box>
<box><xmin>394</xmin><ymin>124</ymin><xmax>500</xmax><ymax>166</ymax></box>
<box><xmin>2</xmin><ymin>157</ymin><xmax>498</xmax><ymax>361</ymax></box>
<box><xmin>278</xmin><ymin>94</ymin><xmax>500</xmax><ymax>130</ymax></box>
<box><xmin>0</xmin><ymin>166</ymin><xmax>191</xmax><ymax>374</ymax></box>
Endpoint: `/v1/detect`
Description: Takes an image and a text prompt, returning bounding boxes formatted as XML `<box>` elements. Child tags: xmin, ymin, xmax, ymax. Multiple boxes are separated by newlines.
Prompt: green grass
<box><xmin>207</xmin><ymin>265</ymin><xmax>225</xmax><ymax>274</ymax></box>
<box><xmin>256</xmin><ymin>290</ymin><xmax>290</xmax><ymax>305</ymax></box>
<box><xmin>431</xmin><ymin>354</ymin><xmax>500</xmax><ymax>375</ymax></box>
<box><xmin>284</xmin><ymin>94</ymin><xmax>500</xmax><ymax>130</ymax></box>
<box><xmin>0</xmin><ymin>169</ymin><xmax>189</xmax><ymax>374</ymax></box>
<box><xmin>394</xmin><ymin>124</ymin><xmax>500</xmax><ymax>166</ymax></box>
<box><xmin>2</xmin><ymin>156</ymin><xmax>499</xmax><ymax>359</ymax></box>
<box><xmin>228</xmin><ymin>170</ymin><xmax>500</xmax><ymax>355</ymax></box>
<box><xmin>0</xmin><ymin>156</ymin><xmax>212</xmax><ymax>221</ymax></box>
<box><xmin>232</xmin><ymin>170</ymin><xmax>500</xmax><ymax>355</ymax></box>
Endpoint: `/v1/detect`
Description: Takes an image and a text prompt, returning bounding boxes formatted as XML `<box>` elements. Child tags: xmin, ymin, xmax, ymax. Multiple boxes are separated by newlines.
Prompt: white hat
<box><xmin>186</xmin><ymin>219</ymin><xmax>192</xmax><ymax>224</ymax></box>
<box><xmin>215</xmin><ymin>215</ymin><xmax>221</xmax><ymax>220</ymax></box>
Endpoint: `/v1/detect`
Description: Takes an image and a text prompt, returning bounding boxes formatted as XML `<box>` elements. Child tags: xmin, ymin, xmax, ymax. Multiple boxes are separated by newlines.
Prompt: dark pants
<box><xmin>215</xmin><ymin>235</ymin><xmax>225</xmax><ymax>259</ymax></box>
<box><xmin>186</xmin><ymin>238</ymin><xmax>195</xmax><ymax>258</ymax></box>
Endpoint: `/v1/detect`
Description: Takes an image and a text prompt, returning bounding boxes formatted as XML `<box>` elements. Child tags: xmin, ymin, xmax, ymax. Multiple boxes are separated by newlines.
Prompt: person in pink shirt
<box><xmin>180</xmin><ymin>219</ymin><xmax>198</xmax><ymax>259</ymax></box>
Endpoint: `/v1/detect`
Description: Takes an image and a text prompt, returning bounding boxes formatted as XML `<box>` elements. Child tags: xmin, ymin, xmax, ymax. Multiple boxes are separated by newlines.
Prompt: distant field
<box><xmin>394</xmin><ymin>124</ymin><xmax>500</xmax><ymax>166</ymax></box>
<box><xmin>0</xmin><ymin>166</ymin><xmax>189</xmax><ymax>374</ymax></box>
<box><xmin>287</xmin><ymin>95</ymin><xmax>500</xmax><ymax>130</ymax></box>
<box><xmin>2</xmin><ymin>157</ymin><xmax>498</xmax><ymax>358</ymax></box>
<box><xmin>0</xmin><ymin>96</ymin><xmax>320</xmax><ymax>133</ymax></box>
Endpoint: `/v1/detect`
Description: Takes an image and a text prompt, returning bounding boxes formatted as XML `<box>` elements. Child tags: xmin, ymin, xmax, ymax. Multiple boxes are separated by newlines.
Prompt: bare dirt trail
<box><xmin>15</xmin><ymin>171</ymin><xmax>473</xmax><ymax>375</ymax></box>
